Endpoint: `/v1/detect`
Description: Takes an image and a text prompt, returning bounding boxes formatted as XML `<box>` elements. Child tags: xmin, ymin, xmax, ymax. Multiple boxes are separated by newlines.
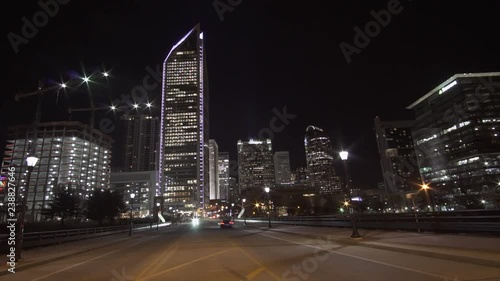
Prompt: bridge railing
<box><xmin>0</xmin><ymin>222</ymin><xmax>168</xmax><ymax>251</ymax></box>
<box><xmin>240</xmin><ymin>209</ymin><xmax>500</xmax><ymax>233</ymax></box>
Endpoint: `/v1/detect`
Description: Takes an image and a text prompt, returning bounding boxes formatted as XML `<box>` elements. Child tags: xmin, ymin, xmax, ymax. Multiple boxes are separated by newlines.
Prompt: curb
<box><xmin>261</xmin><ymin>227</ymin><xmax>500</xmax><ymax>268</ymax></box>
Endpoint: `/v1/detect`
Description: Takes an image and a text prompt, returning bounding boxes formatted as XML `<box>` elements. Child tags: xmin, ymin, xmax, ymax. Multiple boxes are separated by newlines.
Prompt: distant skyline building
<box><xmin>0</xmin><ymin>122</ymin><xmax>112</xmax><ymax>222</ymax></box>
<box><xmin>227</xmin><ymin>176</ymin><xmax>239</xmax><ymax>204</ymax></box>
<box><xmin>293</xmin><ymin>165</ymin><xmax>308</xmax><ymax>184</ymax></box>
<box><xmin>407</xmin><ymin>72</ymin><xmax>500</xmax><ymax>205</ymax></box>
<box><xmin>237</xmin><ymin>139</ymin><xmax>275</xmax><ymax>190</ymax></box>
<box><xmin>158</xmin><ymin>24</ymin><xmax>209</xmax><ymax>213</ymax></box>
<box><xmin>304</xmin><ymin>125</ymin><xmax>341</xmax><ymax>194</ymax></box>
<box><xmin>274</xmin><ymin>151</ymin><xmax>292</xmax><ymax>185</ymax></box>
<box><xmin>208</xmin><ymin>139</ymin><xmax>219</xmax><ymax>200</ymax></box>
<box><xmin>122</xmin><ymin>114</ymin><xmax>159</xmax><ymax>172</ymax></box>
<box><xmin>374</xmin><ymin>117</ymin><xmax>420</xmax><ymax>193</ymax></box>
<box><xmin>218</xmin><ymin>152</ymin><xmax>229</xmax><ymax>201</ymax></box>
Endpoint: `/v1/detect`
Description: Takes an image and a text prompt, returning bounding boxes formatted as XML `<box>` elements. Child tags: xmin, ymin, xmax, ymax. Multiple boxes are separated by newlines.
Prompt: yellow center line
<box><xmin>135</xmin><ymin>241</ymin><xmax>180</xmax><ymax>279</ymax></box>
<box><xmin>230</xmin><ymin>240</ymin><xmax>281</xmax><ymax>281</ymax></box>
<box><xmin>136</xmin><ymin>248</ymin><xmax>233</xmax><ymax>281</ymax></box>
<box><xmin>245</xmin><ymin>266</ymin><xmax>266</xmax><ymax>280</ymax></box>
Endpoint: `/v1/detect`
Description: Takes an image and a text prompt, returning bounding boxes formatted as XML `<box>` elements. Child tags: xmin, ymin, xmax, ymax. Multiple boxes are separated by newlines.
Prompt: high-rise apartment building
<box><xmin>158</xmin><ymin>24</ymin><xmax>209</xmax><ymax>213</ymax></box>
<box><xmin>274</xmin><ymin>151</ymin><xmax>292</xmax><ymax>185</ymax></box>
<box><xmin>304</xmin><ymin>125</ymin><xmax>341</xmax><ymax>194</ymax></box>
<box><xmin>374</xmin><ymin>116</ymin><xmax>420</xmax><ymax>193</ymax></box>
<box><xmin>237</xmin><ymin>139</ymin><xmax>274</xmax><ymax>190</ymax></box>
<box><xmin>407</xmin><ymin>72</ymin><xmax>500</xmax><ymax>205</ymax></box>
<box><xmin>218</xmin><ymin>152</ymin><xmax>229</xmax><ymax>200</ymax></box>
<box><xmin>208</xmin><ymin>140</ymin><xmax>219</xmax><ymax>200</ymax></box>
<box><xmin>122</xmin><ymin>114</ymin><xmax>158</xmax><ymax>172</ymax></box>
<box><xmin>1</xmin><ymin>121</ymin><xmax>112</xmax><ymax>222</ymax></box>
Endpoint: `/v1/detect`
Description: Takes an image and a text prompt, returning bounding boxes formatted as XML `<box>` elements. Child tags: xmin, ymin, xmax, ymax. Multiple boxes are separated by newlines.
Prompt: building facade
<box><xmin>374</xmin><ymin>116</ymin><xmax>420</xmax><ymax>193</ymax></box>
<box><xmin>122</xmin><ymin>114</ymin><xmax>158</xmax><ymax>172</ymax></box>
<box><xmin>1</xmin><ymin>121</ymin><xmax>112</xmax><ymax>222</ymax></box>
<box><xmin>274</xmin><ymin>151</ymin><xmax>292</xmax><ymax>185</ymax></box>
<box><xmin>237</xmin><ymin>139</ymin><xmax>275</xmax><ymax>190</ymax></box>
<box><xmin>218</xmin><ymin>152</ymin><xmax>229</xmax><ymax>201</ymax></box>
<box><xmin>407</xmin><ymin>72</ymin><xmax>500</xmax><ymax>208</ymax></box>
<box><xmin>158</xmin><ymin>24</ymin><xmax>209</xmax><ymax>214</ymax></box>
<box><xmin>110</xmin><ymin>171</ymin><xmax>156</xmax><ymax>218</ymax></box>
<box><xmin>208</xmin><ymin>139</ymin><xmax>219</xmax><ymax>200</ymax></box>
<box><xmin>304</xmin><ymin>125</ymin><xmax>341</xmax><ymax>194</ymax></box>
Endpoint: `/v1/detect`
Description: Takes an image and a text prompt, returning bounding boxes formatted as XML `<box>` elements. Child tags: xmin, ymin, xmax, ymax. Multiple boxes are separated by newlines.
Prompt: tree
<box><xmin>42</xmin><ymin>189</ymin><xmax>82</xmax><ymax>225</ymax></box>
<box><xmin>84</xmin><ymin>189</ymin><xmax>127</xmax><ymax>225</ymax></box>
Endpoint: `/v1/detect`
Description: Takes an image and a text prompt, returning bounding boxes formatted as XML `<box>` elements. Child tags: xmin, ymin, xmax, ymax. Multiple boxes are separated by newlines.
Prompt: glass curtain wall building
<box><xmin>237</xmin><ymin>139</ymin><xmax>275</xmax><ymax>191</ymax></box>
<box><xmin>407</xmin><ymin>72</ymin><xmax>500</xmax><ymax>208</ymax></box>
<box><xmin>304</xmin><ymin>125</ymin><xmax>342</xmax><ymax>194</ymax></box>
<box><xmin>159</xmin><ymin>24</ymin><xmax>209</xmax><ymax>214</ymax></box>
<box><xmin>1</xmin><ymin>121</ymin><xmax>112</xmax><ymax>222</ymax></box>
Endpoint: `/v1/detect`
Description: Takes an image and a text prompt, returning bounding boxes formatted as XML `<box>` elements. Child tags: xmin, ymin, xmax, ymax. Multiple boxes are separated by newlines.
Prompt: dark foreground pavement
<box><xmin>1</xmin><ymin>219</ymin><xmax>499</xmax><ymax>281</ymax></box>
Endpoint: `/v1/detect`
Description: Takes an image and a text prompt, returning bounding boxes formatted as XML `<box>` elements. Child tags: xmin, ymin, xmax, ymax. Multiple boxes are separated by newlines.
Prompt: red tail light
<box><xmin>229</xmin><ymin>221</ymin><xmax>234</xmax><ymax>224</ymax></box>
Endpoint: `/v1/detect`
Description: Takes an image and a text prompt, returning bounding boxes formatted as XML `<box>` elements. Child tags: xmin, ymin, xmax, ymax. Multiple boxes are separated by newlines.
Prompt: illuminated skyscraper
<box><xmin>374</xmin><ymin>116</ymin><xmax>420</xmax><ymax>193</ymax></box>
<box><xmin>304</xmin><ymin>125</ymin><xmax>341</xmax><ymax>194</ymax></box>
<box><xmin>208</xmin><ymin>139</ymin><xmax>219</xmax><ymax>200</ymax></box>
<box><xmin>237</xmin><ymin>139</ymin><xmax>274</xmax><ymax>190</ymax></box>
<box><xmin>218</xmin><ymin>152</ymin><xmax>229</xmax><ymax>200</ymax></box>
<box><xmin>407</xmin><ymin>72</ymin><xmax>500</xmax><ymax>205</ymax></box>
<box><xmin>122</xmin><ymin>114</ymin><xmax>159</xmax><ymax>172</ymax></box>
<box><xmin>274</xmin><ymin>151</ymin><xmax>292</xmax><ymax>185</ymax></box>
<box><xmin>159</xmin><ymin>24</ymin><xmax>209</xmax><ymax>213</ymax></box>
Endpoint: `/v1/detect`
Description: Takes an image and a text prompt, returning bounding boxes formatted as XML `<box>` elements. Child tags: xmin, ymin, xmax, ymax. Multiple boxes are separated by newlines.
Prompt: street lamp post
<box><xmin>15</xmin><ymin>155</ymin><xmax>39</xmax><ymax>261</ymax></box>
<box><xmin>242</xmin><ymin>199</ymin><xmax>247</xmax><ymax>225</ymax></box>
<box><xmin>264</xmin><ymin>187</ymin><xmax>271</xmax><ymax>228</ymax></box>
<box><xmin>339</xmin><ymin>151</ymin><xmax>361</xmax><ymax>239</ymax></box>
<box><xmin>129</xmin><ymin>193</ymin><xmax>135</xmax><ymax>236</ymax></box>
<box><xmin>421</xmin><ymin>184</ymin><xmax>433</xmax><ymax>212</ymax></box>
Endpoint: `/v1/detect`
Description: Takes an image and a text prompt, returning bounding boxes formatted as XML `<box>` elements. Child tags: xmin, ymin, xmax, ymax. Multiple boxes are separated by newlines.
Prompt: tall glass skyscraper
<box><xmin>159</xmin><ymin>24</ymin><xmax>209</xmax><ymax>213</ymax></box>
<box><xmin>237</xmin><ymin>139</ymin><xmax>275</xmax><ymax>191</ymax></box>
<box><xmin>407</xmin><ymin>72</ymin><xmax>500</xmax><ymax>207</ymax></box>
<box><xmin>274</xmin><ymin>151</ymin><xmax>292</xmax><ymax>185</ymax></box>
<box><xmin>122</xmin><ymin>114</ymin><xmax>158</xmax><ymax>172</ymax></box>
<box><xmin>208</xmin><ymin>139</ymin><xmax>219</xmax><ymax>200</ymax></box>
<box><xmin>304</xmin><ymin>125</ymin><xmax>341</xmax><ymax>194</ymax></box>
<box><xmin>218</xmin><ymin>152</ymin><xmax>229</xmax><ymax>200</ymax></box>
<box><xmin>374</xmin><ymin>116</ymin><xmax>420</xmax><ymax>193</ymax></box>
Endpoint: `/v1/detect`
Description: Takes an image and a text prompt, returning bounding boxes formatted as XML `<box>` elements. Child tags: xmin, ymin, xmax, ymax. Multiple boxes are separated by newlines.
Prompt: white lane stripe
<box><xmin>253</xmin><ymin>231</ymin><xmax>449</xmax><ymax>280</ymax></box>
<box><xmin>30</xmin><ymin>237</ymin><xmax>156</xmax><ymax>281</ymax></box>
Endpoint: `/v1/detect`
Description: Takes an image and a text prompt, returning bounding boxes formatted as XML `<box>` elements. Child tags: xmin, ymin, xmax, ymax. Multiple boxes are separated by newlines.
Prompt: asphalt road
<box><xmin>2</xmin><ymin>219</ymin><xmax>499</xmax><ymax>281</ymax></box>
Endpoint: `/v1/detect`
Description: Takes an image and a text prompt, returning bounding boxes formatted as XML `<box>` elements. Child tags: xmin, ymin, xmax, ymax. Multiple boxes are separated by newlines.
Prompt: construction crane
<box><xmin>14</xmin><ymin>71</ymin><xmax>110</xmax><ymax>127</ymax></box>
<box><xmin>14</xmin><ymin>72</ymin><xmax>109</xmax><ymax>128</ymax></box>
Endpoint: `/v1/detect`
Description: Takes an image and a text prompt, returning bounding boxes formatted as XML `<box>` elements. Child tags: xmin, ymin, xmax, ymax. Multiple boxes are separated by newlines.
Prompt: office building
<box><xmin>274</xmin><ymin>151</ymin><xmax>292</xmax><ymax>185</ymax></box>
<box><xmin>227</xmin><ymin>176</ymin><xmax>239</xmax><ymax>204</ymax></box>
<box><xmin>374</xmin><ymin>116</ymin><xmax>420</xmax><ymax>193</ymax></box>
<box><xmin>293</xmin><ymin>165</ymin><xmax>308</xmax><ymax>184</ymax></box>
<box><xmin>218</xmin><ymin>152</ymin><xmax>229</xmax><ymax>200</ymax></box>
<box><xmin>1</xmin><ymin>121</ymin><xmax>112</xmax><ymax>222</ymax></box>
<box><xmin>110</xmin><ymin>171</ymin><xmax>156</xmax><ymax>218</ymax></box>
<box><xmin>304</xmin><ymin>125</ymin><xmax>341</xmax><ymax>194</ymax></box>
<box><xmin>122</xmin><ymin>114</ymin><xmax>159</xmax><ymax>172</ymax></box>
<box><xmin>158</xmin><ymin>24</ymin><xmax>209</xmax><ymax>213</ymax></box>
<box><xmin>237</xmin><ymin>139</ymin><xmax>274</xmax><ymax>190</ymax></box>
<box><xmin>208</xmin><ymin>140</ymin><xmax>219</xmax><ymax>200</ymax></box>
<box><xmin>407</xmin><ymin>72</ymin><xmax>500</xmax><ymax>206</ymax></box>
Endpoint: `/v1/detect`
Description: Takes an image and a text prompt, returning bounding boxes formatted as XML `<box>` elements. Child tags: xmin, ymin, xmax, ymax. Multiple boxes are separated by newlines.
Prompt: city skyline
<box><xmin>3</xmin><ymin>1</ymin><xmax>500</xmax><ymax>189</ymax></box>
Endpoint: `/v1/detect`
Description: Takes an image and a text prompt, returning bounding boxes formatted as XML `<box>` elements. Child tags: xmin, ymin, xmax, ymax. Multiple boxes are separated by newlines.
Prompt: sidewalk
<box><xmin>244</xmin><ymin>222</ymin><xmax>500</xmax><ymax>268</ymax></box>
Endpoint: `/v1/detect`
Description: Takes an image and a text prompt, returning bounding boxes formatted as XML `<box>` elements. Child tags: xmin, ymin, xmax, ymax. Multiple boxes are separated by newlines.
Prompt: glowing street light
<box><xmin>110</xmin><ymin>105</ymin><xmax>116</xmax><ymax>110</ymax></box>
<box><xmin>15</xmin><ymin>155</ymin><xmax>39</xmax><ymax>261</ymax></box>
<box><xmin>60</xmin><ymin>83</ymin><xmax>67</xmax><ymax>88</ymax></box>
<box><xmin>339</xmin><ymin>150</ymin><xmax>361</xmax><ymax>239</ymax></box>
<box><xmin>133</xmin><ymin>104</ymin><xmax>139</xmax><ymax>109</ymax></box>
<box><xmin>129</xmin><ymin>193</ymin><xmax>135</xmax><ymax>236</ymax></box>
<box><xmin>103</xmin><ymin>72</ymin><xmax>109</xmax><ymax>77</ymax></box>
<box><xmin>146</xmin><ymin>102</ymin><xmax>152</xmax><ymax>108</ymax></box>
<box><xmin>82</xmin><ymin>77</ymin><xmax>90</xmax><ymax>83</ymax></box>
<box><xmin>264</xmin><ymin>187</ymin><xmax>271</xmax><ymax>228</ymax></box>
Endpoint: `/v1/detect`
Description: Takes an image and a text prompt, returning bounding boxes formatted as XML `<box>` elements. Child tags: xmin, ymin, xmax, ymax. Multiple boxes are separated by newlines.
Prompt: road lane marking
<box><xmin>136</xmin><ymin>248</ymin><xmax>233</xmax><ymax>281</ymax></box>
<box><xmin>135</xmin><ymin>241</ymin><xmax>180</xmax><ymax>279</ymax></box>
<box><xmin>245</xmin><ymin>266</ymin><xmax>266</xmax><ymax>280</ymax></box>
<box><xmin>30</xmin><ymin>238</ymin><xmax>150</xmax><ymax>281</ymax></box>
<box><xmin>253</xmin><ymin>231</ymin><xmax>450</xmax><ymax>280</ymax></box>
<box><xmin>230</xmin><ymin>240</ymin><xmax>281</xmax><ymax>281</ymax></box>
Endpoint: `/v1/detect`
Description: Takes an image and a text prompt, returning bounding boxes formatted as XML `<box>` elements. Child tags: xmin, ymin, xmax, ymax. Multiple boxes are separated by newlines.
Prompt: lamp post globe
<box><xmin>15</xmin><ymin>155</ymin><xmax>39</xmax><ymax>261</ymax></box>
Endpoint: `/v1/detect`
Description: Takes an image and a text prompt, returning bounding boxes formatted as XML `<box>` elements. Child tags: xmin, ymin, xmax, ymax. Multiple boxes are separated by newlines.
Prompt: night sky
<box><xmin>3</xmin><ymin>0</ymin><xmax>500</xmax><ymax>188</ymax></box>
